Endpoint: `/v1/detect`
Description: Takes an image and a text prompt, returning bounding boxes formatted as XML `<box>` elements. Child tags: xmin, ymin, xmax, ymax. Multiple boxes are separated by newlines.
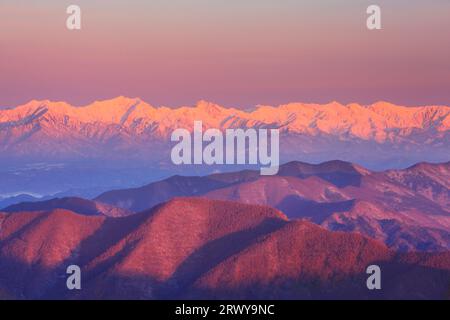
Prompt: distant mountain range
<box><xmin>92</xmin><ymin>160</ymin><xmax>450</xmax><ymax>252</ymax></box>
<box><xmin>1</xmin><ymin>198</ymin><xmax>449</xmax><ymax>299</ymax></box>
<box><xmin>1</xmin><ymin>97</ymin><xmax>449</xmax><ymax>196</ymax></box>
<box><xmin>5</xmin><ymin>160</ymin><xmax>449</xmax><ymax>253</ymax></box>
<box><xmin>0</xmin><ymin>97</ymin><xmax>449</xmax><ymax>170</ymax></box>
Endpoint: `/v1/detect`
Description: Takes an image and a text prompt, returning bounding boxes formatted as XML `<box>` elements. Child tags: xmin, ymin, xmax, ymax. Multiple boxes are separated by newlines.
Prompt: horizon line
<box><xmin>2</xmin><ymin>96</ymin><xmax>450</xmax><ymax>111</ymax></box>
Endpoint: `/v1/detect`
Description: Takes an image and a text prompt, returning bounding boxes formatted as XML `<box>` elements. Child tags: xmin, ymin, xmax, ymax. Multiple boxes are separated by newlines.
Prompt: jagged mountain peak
<box><xmin>2</xmin><ymin>98</ymin><xmax>449</xmax><ymax>128</ymax></box>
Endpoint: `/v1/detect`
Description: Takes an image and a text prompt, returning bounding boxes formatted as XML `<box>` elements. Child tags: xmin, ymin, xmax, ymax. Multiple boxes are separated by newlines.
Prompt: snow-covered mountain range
<box><xmin>1</xmin><ymin>97</ymin><xmax>449</xmax><ymax>167</ymax></box>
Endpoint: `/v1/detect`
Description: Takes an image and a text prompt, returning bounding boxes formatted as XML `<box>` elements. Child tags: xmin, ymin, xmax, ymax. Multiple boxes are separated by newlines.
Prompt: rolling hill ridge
<box><xmin>1</xmin><ymin>198</ymin><xmax>448</xmax><ymax>299</ymax></box>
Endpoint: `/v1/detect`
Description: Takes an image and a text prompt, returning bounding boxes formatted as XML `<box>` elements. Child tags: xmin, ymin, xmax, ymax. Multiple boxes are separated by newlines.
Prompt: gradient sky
<box><xmin>1</xmin><ymin>0</ymin><xmax>449</xmax><ymax>108</ymax></box>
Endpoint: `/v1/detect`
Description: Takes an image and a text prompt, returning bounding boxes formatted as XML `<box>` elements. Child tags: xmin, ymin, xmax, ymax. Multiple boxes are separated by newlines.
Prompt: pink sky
<box><xmin>1</xmin><ymin>1</ymin><xmax>449</xmax><ymax>108</ymax></box>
